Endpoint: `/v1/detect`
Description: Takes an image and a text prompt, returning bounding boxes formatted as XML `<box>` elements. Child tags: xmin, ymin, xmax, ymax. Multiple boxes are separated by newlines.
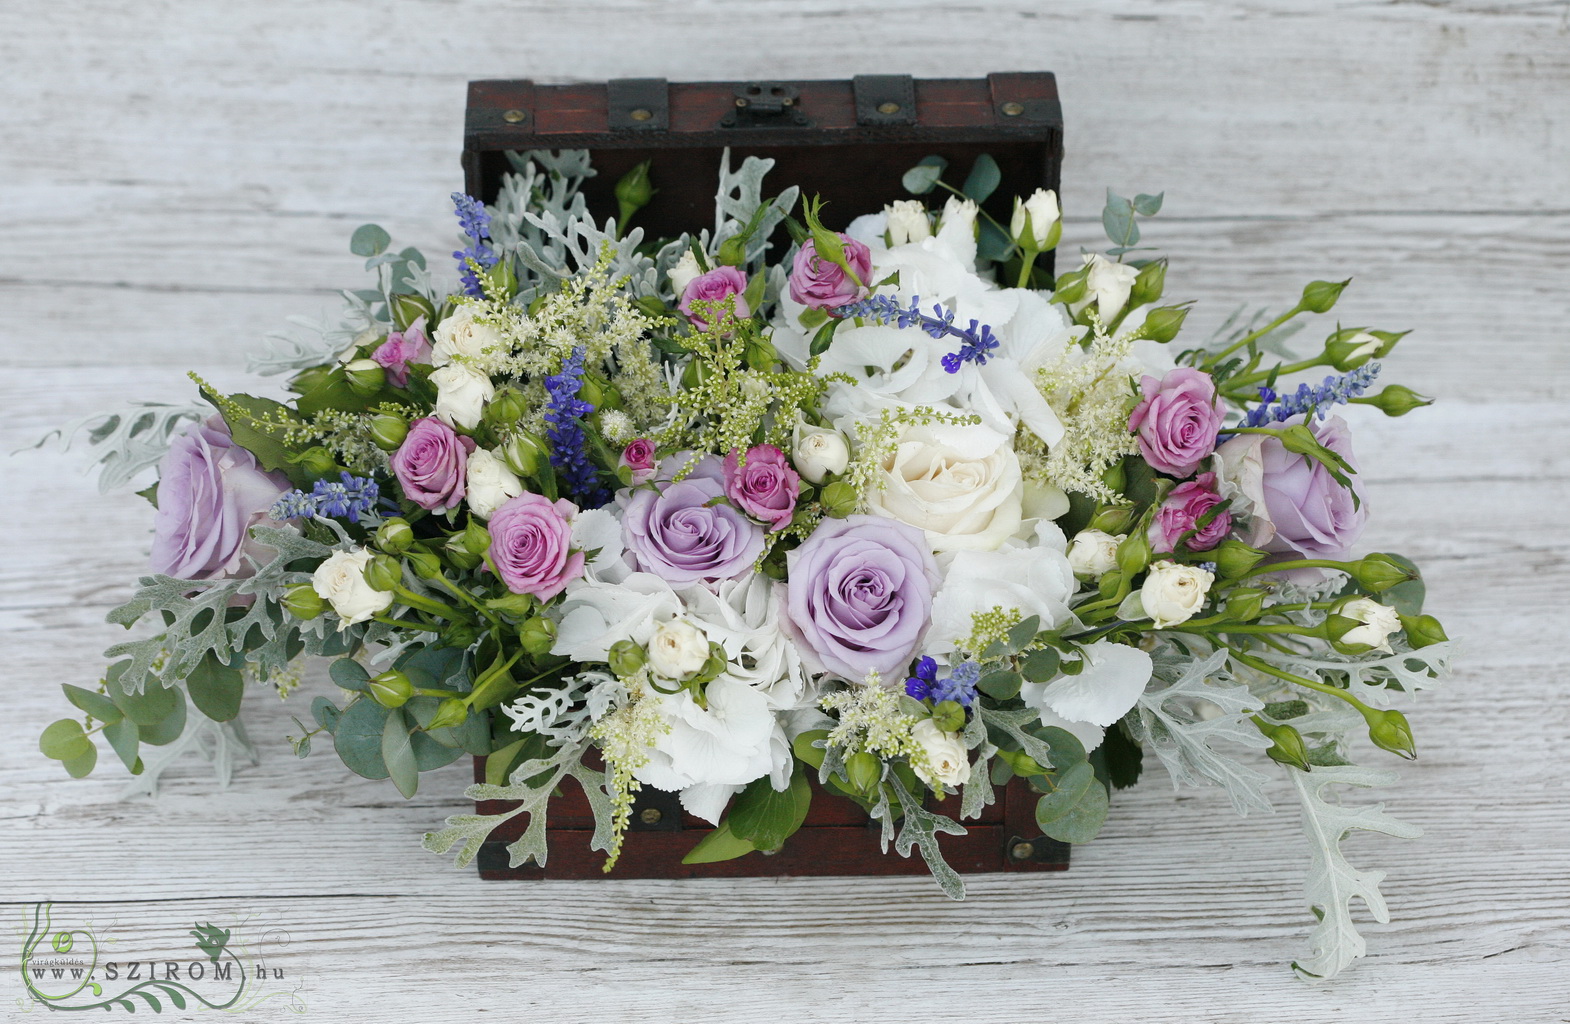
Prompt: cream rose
<box><xmin>648</xmin><ymin>618</ymin><xmax>710</xmax><ymax>679</ymax></box>
<box><xmin>431</xmin><ymin>304</ymin><xmax>504</xmax><ymax>367</ymax></box>
<box><xmin>911</xmin><ymin>719</ymin><xmax>972</xmax><ymax>789</ymax></box>
<box><xmin>940</xmin><ymin>195</ymin><xmax>977</xmax><ymax>237</ymax></box>
<box><xmin>667</xmin><ymin>250</ymin><xmax>702</xmax><ymax>297</ymax></box>
<box><xmin>885</xmin><ymin>199</ymin><xmax>932</xmax><ymax>246</ymax></box>
<box><xmin>465</xmin><ymin>448</ymin><xmax>524</xmax><ymax>519</ymax></box>
<box><xmin>1080</xmin><ymin>253</ymin><xmax>1139</xmax><ymax>321</ymax></box>
<box><xmin>1339</xmin><ymin>597</ymin><xmax>1401</xmax><ymax>653</ymax></box>
<box><xmin>1010</xmin><ymin>188</ymin><xmax>1060</xmax><ymax>249</ymax></box>
<box><xmin>864</xmin><ymin>421</ymin><xmax>1023</xmax><ymax>552</ymax></box>
<box><xmin>1140</xmin><ymin>560</ymin><xmax>1214</xmax><ymax>628</ymax></box>
<box><xmin>431</xmin><ymin>363</ymin><xmax>495</xmax><ymax>431</ymax></box>
<box><xmin>1067</xmin><ymin>529</ymin><xmax>1124</xmax><ymax>578</ymax></box>
<box><xmin>792</xmin><ymin>422</ymin><xmax>850</xmax><ymax>484</ymax></box>
<box><xmin>312</xmin><ymin>548</ymin><xmax>393</xmax><ymax>629</ymax></box>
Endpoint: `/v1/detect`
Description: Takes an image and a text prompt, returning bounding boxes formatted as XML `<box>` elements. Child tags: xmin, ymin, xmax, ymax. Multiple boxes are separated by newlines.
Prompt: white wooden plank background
<box><xmin>3</xmin><ymin>1</ymin><xmax>1568</xmax><ymax>1020</ymax></box>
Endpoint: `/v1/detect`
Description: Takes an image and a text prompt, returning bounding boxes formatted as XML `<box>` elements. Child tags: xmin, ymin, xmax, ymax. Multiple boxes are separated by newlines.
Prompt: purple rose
<box><xmin>372</xmin><ymin>317</ymin><xmax>432</xmax><ymax>389</ymax></box>
<box><xmin>391</xmin><ymin>417</ymin><xmax>475</xmax><ymax>511</ymax></box>
<box><xmin>788</xmin><ymin>234</ymin><xmax>873</xmax><ymax>310</ymax></box>
<box><xmin>724</xmin><ymin>444</ymin><xmax>800</xmax><ymax>533</ymax></box>
<box><xmin>488</xmin><ymin>493</ymin><xmax>586</xmax><ymax>602</ymax></box>
<box><xmin>150</xmin><ymin>416</ymin><xmax>288</xmax><ymax>580</ymax></box>
<box><xmin>782</xmin><ymin>515</ymin><xmax>939</xmax><ymax>682</ymax></box>
<box><xmin>620</xmin><ymin>453</ymin><xmax>766</xmax><ymax>584</ymax></box>
<box><xmin>1258</xmin><ymin>415</ymin><xmax>1369</xmax><ymax>562</ymax></box>
<box><xmin>679</xmin><ymin>267</ymin><xmax>750</xmax><ymax>328</ymax></box>
<box><xmin>1149</xmin><ymin>472</ymin><xmax>1232</xmax><ymax>553</ymax></box>
<box><xmin>1129</xmin><ymin>367</ymin><xmax>1224</xmax><ymax>478</ymax></box>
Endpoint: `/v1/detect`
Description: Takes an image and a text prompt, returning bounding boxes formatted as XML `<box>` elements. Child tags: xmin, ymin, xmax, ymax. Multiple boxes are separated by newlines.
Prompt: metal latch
<box><xmin>721</xmin><ymin>81</ymin><xmax>810</xmax><ymax>128</ymax></box>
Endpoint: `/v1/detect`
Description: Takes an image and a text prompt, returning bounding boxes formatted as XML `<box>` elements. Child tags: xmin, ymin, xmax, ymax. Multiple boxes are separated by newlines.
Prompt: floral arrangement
<box><xmin>41</xmin><ymin>149</ymin><xmax>1451</xmax><ymax>979</ymax></box>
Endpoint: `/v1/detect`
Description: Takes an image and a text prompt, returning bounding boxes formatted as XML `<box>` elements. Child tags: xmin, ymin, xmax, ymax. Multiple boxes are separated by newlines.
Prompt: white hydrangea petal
<box><xmin>678</xmin><ymin>782</ymin><xmax>741</xmax><ymax>825</ymax></box>
<box><xmin>1037</xmin><ymin>641</ymin><xmax>1153</xmax><ymax>728</ymax></box>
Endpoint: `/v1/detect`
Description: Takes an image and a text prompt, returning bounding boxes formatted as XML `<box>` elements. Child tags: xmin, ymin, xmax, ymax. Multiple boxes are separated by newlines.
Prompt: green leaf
<box><xmin>137</xmin><ymin>689</ymin><xmax>187</xmax><ymax>746</ymax></box>
<box><xmin>103</xmin><ymin>717</ymin><xmax>141</xmax><ymax>773</ymax></box>
<box><xmin>1006</xmin><ymin>615</ymin><xmax>1041</xmax><ymax>652</ymax></box>
<box><xmin>901</xmin><ymin>155</ymin><xmax>947</xmax><ymax>195</ymax></box>
<box><xmin>108</xmin><ymin>669</ymin><xmax>179</xmax><ymax>727</ymax></box>
<box><xmin>1132</xmin><ymin>192</ymin><xmax>1165</xmax><ymax>216</ymax></box>
<box><xmin>1102</xmin><ymin>189</ymin><xmax>1139</xmax><ymax>249</ymax></box>
<box><xmin>977</xmin><ymin>219</ymin><xmax>1013</xmax><ymax>262</ymax></box>
<box><xmin>135</xmin><ymin>482</ymin><xmax>159</xmax><ymax>508</ymax></box>
<box><xmin>61</xmin><ymin>743</ymin><xmax>98</xmax><ymax>779</ymax></box>
<box><xmin>1020</xmin><ymin>647</ymin><xmax>1060</xmax><ymax>683</ymax></box>
<box><xmin>962</xmin><ymin>153</ymin><xmax>1001</xmax><ymax>203</ymax></box>
<box><xmin>40</xmin><ymin>719</ymin><xmax>92</xmax><ymax>761</ymax></box>
<box><xmin>728</xmin><ymin>764</ymin><xmax>811</xmax><ymax>852</ymax></box>
<box><xmin>1093</xmin><ymin>720</ymin><xmax>1144</xmax><ymax>790</ymax></box>
<box><xmin>1035</xmin><ymin>761</ymin><xmax>1110</xmax><ymax>843</ymax></box>
<box><xmin>791</xmin><ymin>729</ymin><xmax>829</xmax><ymax>771</ymax></box>
<box><xmin>311</xmin><ymin>696</ymin><xmax>341</xmax><ymax>732</ymax></box>
<box><xmin>977</xmin><ymin>669</ymin><xmax>1021</xmax><ymax>701</ymax></box>
<box><xmin>484</xmin><ymin>737</ymin><xmax>528</xmax><ymax>786</ymax></box>
<box><xmin>350</xmin><ymin>223</ymin><xmax>391</xmax><ymax>257</ymax></box>
<box><xmin>333</xmin><ymin>698</ymin><xmax>391</xmax><ymax>780</ymax></box>
<box><xmin>62</xmin><ymin>684</ymin><xmax>123</xmax><ymax>724</ymax></box>
<box><xmin>330</xmin><ymin>658</ymin><xmax>371</xmax><ymax>693</ymax></box>
<box><xmin>410</xmin><ymin>729</ymin><xmax>465</xmax><ymax>772</ymax></box>
<box><xmin>382</xmin><ymin>709</ymin><xmax>419</xmax><ymax>798</ymax></box>
<box><xmin>1035</xmin><ymin>725</ymin><xmax>1087</xmax><ymax>771</ymax></box>
<box><xmin>186</xmin><ymin>650</ymin><xmax>244</xmax><ymax>722</ymax></box>
<box><xmin>398</xmin><ymin>645</ymin><xmax>467</xmax><ymax>690</ymax></box>
<box><xmin>808</xmin><ymin>317</ymin><xmax>841</xmax><ymax>358</ymax></box>
<box><xmin>681</xmin><ymin>820</ymin><xmax>758</xmax><ymax>864</ymax></box>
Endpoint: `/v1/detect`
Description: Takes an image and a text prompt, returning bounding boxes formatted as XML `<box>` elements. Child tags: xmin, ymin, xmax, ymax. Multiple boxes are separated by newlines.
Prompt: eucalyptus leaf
<box><xmin>410</xmin><ymin>729</ymin><xmax>465</xmax><ymax>772</ymax></box>
<box><xmin>62</xmin><ymin>684</ymin><xmax>123</xmax><ymax>725</ymax></box>
<box><xmin>349</xmin><ymin>223</ymin><xmax>391</xmax><ymax>257</ymax></box>
<box><xmin>962</xmin><ymin>153</ymin><xmax>1001</xmax><ymax>203</ymax></box>
<box><xmin>1132</xmin><ymin>192</ymin><xmax>1165</xmax><ymax>216</ymax></box>
<box><xmin>62</xmin><ymin>743</ymin><xmax>98</xmax><ymax>779</ymax></box>
<box><xmin>40</xmin><ymin>719</ymin><xmax>92</xmax><ymax>761</ymax></box>
<box><xmin>137</xmin><ymin>689</ymin><xmax>187</xmax><ymax>747</ymax></box>
<box><xmin>977</xmin><ymin>219</ymin><xmax>1013</xmax><ymax>262</ymax></box>
<box><xmin>1020</xmin><ymin>647</ymin><xmax>1061</xmax><ymax>682</ymax></box>
<box><xmin>311</xmin><ymin>696</ymin><xmax>341</xmax><ymax>732</ymax></box>
<box><xmin>333</xmin><ymin>698</ymin><xmax>391</xmax><ymax>780</ymax></box>
<box><xmin>902</xmin><ymin>156</ymin><xmax>947</xmax><ymax>195</ymax></box>
<box><xmin>382</xmin><ymin>709</ymin><xmax>419</xmax><ymax>798</ymax></box>
<box><xmin>977</xmin><ymin>669</ymin><xmax>1022</xmax><ymax>701</ymax></box>
<box><xmin>330</xmin><ymin>658</ymin><xmax>371</xmax><ymax>693</ymax></box>
<box><xmin>1102</xmin><ymin>190</ymin><xmax>1139</xmax><ymax>248</ymax></box>
<box><xmin>1035</xmin><ymin>763</ymin><xmax>1110</xmax><ymax>844</ymax></box>
<box><xmin>103</xmin><ymin>717</ymin><xmax>140</xmax><ymax>773</ymax></box>
<box><xmin>185</xmin><ymin>650</ymin><xmax>244</xmax><ymax>723</ymax></box>
<box><xmin>109</xmin><ymin>668</ymin><xmax>179</xmax><ymax>727</ymax></box>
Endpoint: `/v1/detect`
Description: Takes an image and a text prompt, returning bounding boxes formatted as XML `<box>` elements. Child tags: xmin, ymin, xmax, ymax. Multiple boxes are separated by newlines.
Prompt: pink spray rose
<box><xmin>619</xmin><ymin>438</ymin><xmax>657</xmax><ymax>486</ymax></box>
<box><xmin>723</xmin><ymin>444</ymin><xmax>801</xmax><ymax>533</ymax></box>
<box><xmin>1128</xmin><ymin>367</ymin><xmax>1225</xmax><ymax>478</ymax></box>
<box><xmin>391</xmin><ymin>417</ymin><xmax>475</xmax><ymax>511</ymax></box>
<box><xmin>150</xmin><ymin>417</ymin><xmax>289</xmax><ymax>580</ymax></box>
<box><xmin>788</xmin><ymin>234</ymin><xmax>873</xmax><ymax>310</ymax></box>
<box><xmin>486</xmin><ymin>493</ymin><xmax>585</xmax><ymax>602</ymax></box>
<box><xmin>678</xmin><ymin>266</ymin><xmax>750</xmax><ymax>329</ymax></box>
<box><xmin>1149</xmin><ymin>472</ymin><xmax>1232</xmax><ymax>553</ymax></box>
<box><xmin>371</xmin><ymin>317</ymin><xmax>432</xmax><ymax>389</ymax></box>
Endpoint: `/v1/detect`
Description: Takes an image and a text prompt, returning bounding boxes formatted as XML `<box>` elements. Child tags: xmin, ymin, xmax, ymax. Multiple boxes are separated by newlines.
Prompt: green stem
<box><xmin>1224</xmin><ymin>354</ymin><xmax>1328</xmax><ymax>391</ymax></box>
<box><xmin>1223</xmin><ymin>644</ymin><xmax>1377</xmax><ymax>721</ymax></box>
<box><xmin>1015</xmin><ymin>249</ymin><xmax>1039</xmax><ymax>289</ymax></box>
<box><xmin>1205</xmin><ymin>304</ymin><xmax>1305</xmax><ymax>367</ymax></box>
<box><xmin>1236</xmin><ymin>557</ymin><xmax>1350</xmax><ymax>581</ymax></box>
<box><xmin>392</xmin><ymin>585</ymin><xmax>463</xmax><ymax>621</ymax></box>
<box><xmin>426</xmin><ymin>576</ymin><xmax>505</xmax><ymax>627</ymax></box>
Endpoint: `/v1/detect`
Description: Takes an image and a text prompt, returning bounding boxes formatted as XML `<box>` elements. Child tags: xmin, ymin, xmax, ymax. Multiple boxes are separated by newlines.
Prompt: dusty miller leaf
<box><xmin>1256</xmin><ymin>642</ymin><xmax>1453</xmax><ymax>709</ymax></box>
<box><xmin>424</xmin><ymin>740</ymin><xmax>589</xmax><ymax>869</ymax></box>
<box><xmin>884</xmin><ymin>773</ymin><xmax>968</xmax><ymax>900</ymax></box>
<box><xmin>33</xmin><ymin>402</ymin><xmax>208</xmax><ymax>493</ymax></box>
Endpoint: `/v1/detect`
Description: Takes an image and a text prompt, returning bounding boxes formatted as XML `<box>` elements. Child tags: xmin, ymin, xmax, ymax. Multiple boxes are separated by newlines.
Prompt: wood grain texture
<box><xmin>2</xmin><ymin>0</ymin><xmax>1568</xmax><ymax>1019</ymax></box>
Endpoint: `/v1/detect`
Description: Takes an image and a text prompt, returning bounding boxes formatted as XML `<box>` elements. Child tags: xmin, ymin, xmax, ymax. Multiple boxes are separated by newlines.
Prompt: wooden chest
<box><xmin>461</xmin><ymin>72</ymin><xmax>1070</xmax><ymax>881</ymax></box>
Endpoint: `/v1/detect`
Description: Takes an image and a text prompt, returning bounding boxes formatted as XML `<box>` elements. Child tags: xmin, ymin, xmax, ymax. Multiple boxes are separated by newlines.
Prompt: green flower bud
<box><xmin>1130</xmin><ymin>260</ymin><xmax>1166</xmax><ymax>307</ymax></box>
<box><xmin>680</xmin><ymin>358</ymin><xmax>709</xmax><ymax>390</ymax></box>
<box><xmin>484</xmin><ymin>387</ymin><xmax>527</xmax><ymax>429</ymax></box>
<box><xmin>1116</xmin><ymin>530</ymin><xmax>1152</xmax><ymax>579</ymax></box>
<box><xmin>1324</xmin><ymin>327</ymin><xmax>1382</xmax><ymax>372</ymax></box>
<box><xmin>996</xmin><ymin>748</ymin><xmax>1047</xmax><ymax>778</ymax></box>
<box><xmin>1097</xmin><ymin>568</ymin><xmax>1125</xmax><ymax>600</ymax></box>
<box><xmin>486</xmin><ymin>592</ymin><xmax>535</xmax><ymax>618</ymax></box>
<box><xmin>743</xmin><ymin>336</ymin><xmax>778</xmax><ymax>371</ymax></box>
<box><xmin>1367</xmin><ymin>708</ymin><xmax>1416</xmax><ymax>760</ymax></box>
<box><xmin>1352</xmin><ymin>553</ymin><xmax>1417</xmax><ymax>593</ymax></box>
<box><xmin>427</xmin><ymin>698</ymin><xmax>469</xmax><ymax>731</ymax></box>
<box><xmin>518</xmin><ymin>617</ymin><xmax>557</xmax><ymax>655</ymax></box>
<box><xmin>715</xmin><ymin>235</ymin><xmax>748</xmax><ymax>268</ymax></box>
<box><xmin>1099</xmin><ymin>459</ymin><xmax>1128</xmax><ymax>494</ymax></box>
<box><xmin>376</xmin><ymin>518</ymin><xmax>414</xmax><ymax>554</ymax></box>
<box><xmin>1362</xmin><ymin>384</ymin><xmax>1432</xmax><ymax>417</ymax></box>
<box><xmin>291</xmin><ymin>446</ymin><xmax>338</xmax><ymax>479</ymax></box>
<box><xmin>281</xmin><ymin>583</ymin><xmax>325</xmax><ymax>620</ymax></box>
<box><xmin>1223</xmin><ymin>587</ymin><xmax>1268</xmax><ymax>622</ymax></box>
<box><xmin>1052</xmin><ymin>266</ymin><xmax>1089</xmax><ymax>304</ymax></box>
<box><xmin>1212</xmin><ymin>539</ymin><xmax>1268</xmax><ymax>579</ymax></box>
<box><xmin>1141</xmin><ymin>305</ymin><xmax>1189</xmax><ymax>343</ymax></box>
<box><xmin>1399</xmin><ymin>613</ymin><xmax>1449</xmax><ymax>649</ymax></box>
<box><xmin>1257</xmin><ymin>719</ymin><xmax>1311</xmax><ymax>772</ymax></box>
<box><xmin>608</xmin><ymin>639</ymin><xmax>647</xmax><ymax>678</ymax></box>
<box><xmin>502</xmin><ymin>432</ymin><xmax>547</xmax><ymax>479</ymax></box>
<box><xmin>404</xmin><ymin>548</ymin><xmax>442</xmax><ymax>580</ymax></box>
<box><xmin>691</xmin><ymin>642</ymin><xmax>729</xmax><ymax>686</ymax></box>
<box><xmin>844</xmin><ymin>751</ymin><xmax>882</xmax><ymax>794</ymax></box>
<box><xmin>462</xmin><ymin>520</ymin><xmax>491</xmax><ymax>557</ymax></box>
<box><xmin>577</xmin><ymin>373</ymin><xmax>607</xmax><ymax>410</ymax></box>
<box><xmin>344</xmin><ymin>358</ymin><xmax>386</xmax><ymax>397</ymax></box>
<box><xmin>1321</xmin><ymin>612</ymin><xmax>1370</xmax><ymax>654</ymax></box>
<box><xmin>820</xmin><ymin>480</ymin><xmax>860</xmax><ymax>518</ymax></box>
<box><xmin>931</xmin><ymin>700</ymin><xmax>966</xmax><ymax>733</ymax></box>
<box><xmin>391</xmin><ymin>292</ymin><xmax>436</xmax><ymax>332</ymax></box>
<box><xmin>369</xmin><ymin>670</ymin><xmax>414</xmax><ymax>709</ymax></box>
<box><xmin>614</xmin><ymin>159</ymin><xmax>655</xmax><ymax>228</ymax></box>
<box><xmin>1300</xmin><ymin>278</ymin><xmax>1350</xmax><ymax>314</ymax></box>
<box><xmin>444</xmin><ymin>536</ymin><xmax>482</xmax><ymax>571</ymax></box>
<box><xmin>1090</xmin><ymin>504</ymin><xmax>1138</xmax><ymax>536</ymax></box>
<box><xmin>368</xmin><ymin>412</ymin><xmax>409</xmax><ymax>451</ymax></box>
<box><xmin>363</xmin><ymin>553</ymin><xmax>403</xmax><ymax>593</ymax></box>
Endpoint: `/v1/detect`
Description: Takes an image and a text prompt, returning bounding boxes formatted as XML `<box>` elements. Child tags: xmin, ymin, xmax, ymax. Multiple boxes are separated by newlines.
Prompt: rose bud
<box><xmin>345</xmin><ymin>357</ymin><xmax>386</xmax><ymax>397</ymax></box>
<box><xmin>369</xmin><ymin>670</ymin><xmax>414</xmax><ymax>709</ymax></box>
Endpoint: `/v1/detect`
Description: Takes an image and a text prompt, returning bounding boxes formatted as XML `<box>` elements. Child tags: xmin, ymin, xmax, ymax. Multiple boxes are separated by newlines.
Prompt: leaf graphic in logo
<box><xmin>190</xmin><ymin>922</ymin><xmax>231</xmax><ymax>963</ymax></box>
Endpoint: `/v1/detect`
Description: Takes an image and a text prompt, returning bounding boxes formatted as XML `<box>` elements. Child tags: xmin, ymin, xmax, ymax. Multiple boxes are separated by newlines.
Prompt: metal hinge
<box><xmin>721</xmin><ymin>81</ymin><xmax>810</xmax><ymax>128</ymax></box>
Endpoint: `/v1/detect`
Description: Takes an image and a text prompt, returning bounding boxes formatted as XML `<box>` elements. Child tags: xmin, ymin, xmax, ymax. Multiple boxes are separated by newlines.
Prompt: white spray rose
<box><xmin>668</xmin><ymin>250</ymin><xmax>702</xmax><ymax>296</ymax></box>
<box><xmin>1082</xmin><ymin>253</ymin><xmax>1140</xmax><ymax>321</ymax></box>
<box><xmin>465</xmin><ymin>448</ymin><xmax>523</xmax><ymax>519</ymax></box>
<box><xmin>431</xmin><ymin>363</ymin><xmax>495</xmax><ymax>431</ymax></box>
<box><xmin>1010</xmin><ymin>188</ymin><xmax>1060</xmax><ymax>249</ymax></box>
<box><xmin>864</xmin><ymin>420</ymin><xmax>1023</xmax><ymax>552</ymax></box>
<box><xmin>911</xmin><ymin>719</ymin><xmax>972</xmax><ymax>789</ymax></box>
<box><xmin>1341</xmin><ymin>331</ymin><xmax>1382</xmax><ymax>362</ymax></box>
<box><xmin>431</xmin><ymin>304</ymin><xmax>504</xmax><ymax>367</ymax></box>
<box><xmin>792</xmin><ymin>421</ymin><xmax>850</xmax><ymax>484</ymax></box>
<box><xmin>648</xmin><ymin>618</ymin><xmax>710</xmax><ymax>679</ymax></box>
<box><xmin>1067</xmin><ymin>529</ymin><xmax>1124</xmax><ymax>578</ymax></box>
<box><xmin>1339</xmin><ymin>597</ymin><xmax>1401</xmax><ymax>653</ymax></box>
<box><xmin>1140</xmin><ymin>560</ymin><xmax>1214</xmax><ymax>628</ymax></box>
<box><xmin>940</xmin><ymin>195</ymin><xmax>978</xmax><ymax>237</ymax></box>
<box><xmin>885</xmin><ymin>199</ymin><xmax>933</xmax><ymax>246</ymax></box>
<box><xmin>312</xmin><ymin>548</ymin><xmax>393</xmax><ymax>629</ymax></box>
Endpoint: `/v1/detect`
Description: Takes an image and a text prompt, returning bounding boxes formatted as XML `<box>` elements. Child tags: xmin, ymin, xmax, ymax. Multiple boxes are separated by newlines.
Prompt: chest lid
<box><xmin>463</xmin><ymin>73</ymin><xmax>1062</xmax><ymax>242</ymax></box>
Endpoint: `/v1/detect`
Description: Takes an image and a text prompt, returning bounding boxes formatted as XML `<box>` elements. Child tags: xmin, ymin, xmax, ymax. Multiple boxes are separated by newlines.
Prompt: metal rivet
<box><xmin>629</xmin><ymin>108</ymin><xmax>653</xmax><ymax>122</ymax></box>
<box><xmin>877</xmin><ymin>101</ymin><xmax>901</xmax><ymax>115</ymax></box>
<box><xmin>735</xmin><ymin>97</ymin><xmax>749</xmax><ymax>108</ymax></box>
<box><xmin>1010</xmin><ymin>841</ymin><xmax>1035</xmax><ymax>860</ymax></box>
<box><xmin>1000</xmin><ymin>101</ymin><xmax>1025</xmax><ymax>117</ymax></box>
<box><xmin>502</xmin><ymin>108</ymin><xmax>527</xmax><ymax>124</ymax></box>
<box><xmin>639</xmin><ymin>807</ymin><xmax>662</xmax><ymax>824</ymax></box>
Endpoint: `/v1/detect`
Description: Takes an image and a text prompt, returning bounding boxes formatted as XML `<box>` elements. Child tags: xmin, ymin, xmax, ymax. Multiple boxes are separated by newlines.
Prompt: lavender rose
<box><xmin>1128</xmin><ymin>367</ymin><xmax>1224</xmax><ymax>478</ymax></box>
<box><xmin>487</xmin><ymin>493</ymin><xmax>585</xmax><ymax>601</ymax></box>
<box><xmin>150</xmin><ymin>416</ymin><xmax>288</xmax><ymax>580</ymax></box>
<box><xmin>1149</xmin><ymin>472</ymin><xmax>1232</xmax><ymax>553</ymax></box>
<box><xmin>391</xmin><ymin>417</ymin><xmax>475</xmax><ymax>511</ymax></box>
<box><xmin>678</xmin><ymin>266</ymin><xmax>750</xmax><ymax>329</ymax></box>
<box><xmin>788</xmin><ymin>234</ymin><xmax>872</xmax><ymax>310</ymax></box>
<box><xmin>371</xmin><ymin>317</ymin><xmax>432</xmax><ymax>389</ymax></box>
<box><xmin>782</xmin><ymin>515</ymin><xmax>939</xmax><ymax>682</ymax></box>
<box><xmin>621</xmin><ymin>453</ymin><xmax>766</xmax><ymax>584</ymax></box>
<box><xmin>724</xmin><ymin>444</ymin><xmax>800</xmax><ymax>533</ymax></box>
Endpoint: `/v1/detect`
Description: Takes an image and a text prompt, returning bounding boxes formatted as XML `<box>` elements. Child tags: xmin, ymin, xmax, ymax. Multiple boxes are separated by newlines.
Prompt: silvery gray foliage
<box><xmin>1133</xmin><ymin>646</ymin><xmax>1275</xmax><ymax>816</ymax></box>
<box><xmin>958</xmin><ymin>709</ymin><xmax>998</xmax><ymax>820</ymax></box>
<box><xmin>38</xmin><ymin>402</ymin><xmax>207</xmax><ymax>493</ymax></box>
<box><xmin>884</xmin><ymin>771</ymin><xmax>967</xmax><ymax>900</ymax></box>
<box><xmin>712</xmin><ymin>149</ymin><xmax>800</xmax><ymax>266</ymax></box>
<box><xmin>500</xmin><ymin>671</ymin><xmax>603</xmax><ymax>747</ymax></box>
<box><xmin>248</xmin><ymin>296</ymin><xmax>377</xmax><ymax>377</ymax></box>
<box><xmin>1257</xmin><ymin>642</ymin><xmax>1453</xmax><ymax>709</ymax></box>
<box><xmin>122</xmin><ymin>717</ymin><xmax>258</xmax><ymax>800</ymax></box>
<box><xmin>1288</xmin><ymin>762</ymin><xmax>1421</xmax><ymax>980</ymax></box>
